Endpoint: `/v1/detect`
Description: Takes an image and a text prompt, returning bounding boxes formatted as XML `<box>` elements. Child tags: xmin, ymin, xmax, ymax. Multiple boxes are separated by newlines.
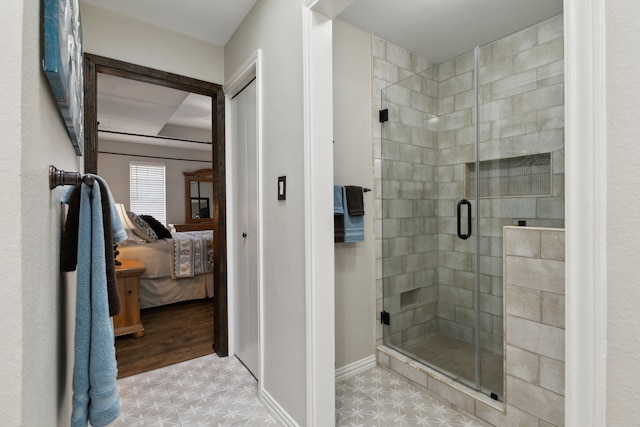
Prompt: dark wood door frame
<box><xmin>83</xmin><ymin>53</ymin><xmax>228</xmax><ymax>357</ymax></box>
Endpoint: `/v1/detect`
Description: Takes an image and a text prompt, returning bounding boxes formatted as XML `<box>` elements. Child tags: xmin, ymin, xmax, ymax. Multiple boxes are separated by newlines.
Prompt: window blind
<box><xmin>129</xmin><ymin>161</ymin><xmax>166</xmax><ymax>225</ymax></box>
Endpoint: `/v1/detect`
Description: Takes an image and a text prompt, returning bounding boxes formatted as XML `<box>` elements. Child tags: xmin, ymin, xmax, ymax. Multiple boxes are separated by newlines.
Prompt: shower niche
<box><xmin>379</xmin><ymin>15</ymin><xmax>564</xmax><ymax>401</ymax></box>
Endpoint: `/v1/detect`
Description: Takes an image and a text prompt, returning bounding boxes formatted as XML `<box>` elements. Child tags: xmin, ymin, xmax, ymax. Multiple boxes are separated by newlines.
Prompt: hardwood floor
<box><xmin>115</xmin><ymin>298</ymin><xmax>215</xmax><ymax>378</ymax></box>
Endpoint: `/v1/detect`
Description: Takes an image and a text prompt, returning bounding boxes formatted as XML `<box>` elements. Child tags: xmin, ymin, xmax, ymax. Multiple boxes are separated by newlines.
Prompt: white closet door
<box><xmin>232</xmin><ymin>79</ymin><xmax>259</xmax><ymax>378</ymax></box>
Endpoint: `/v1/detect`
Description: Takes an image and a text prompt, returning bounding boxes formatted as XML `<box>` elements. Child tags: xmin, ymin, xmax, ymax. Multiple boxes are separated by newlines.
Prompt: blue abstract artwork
<box><xmin>43</xmin><ymin>0</ymin><xmax>84</xmax><ymax>155</ymax></box>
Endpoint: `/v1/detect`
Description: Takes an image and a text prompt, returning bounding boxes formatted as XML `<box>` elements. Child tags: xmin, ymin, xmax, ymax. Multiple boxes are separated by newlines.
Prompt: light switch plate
<box><xmin>278</xmin><ymin>176</ymin><xmax>286</xmax><ymax>200</ymax></box>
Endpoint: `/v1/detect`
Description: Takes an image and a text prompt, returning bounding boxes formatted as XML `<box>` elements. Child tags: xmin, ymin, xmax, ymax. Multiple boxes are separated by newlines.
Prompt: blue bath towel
<box><xmin>342</xmin><ymin>186</ymin><xmax>364</xmax><ymax>242</ymax></box>
<box><xmin>71</xmin><ymin>182</ymin><xmax>120</xmax><ymax>427</ymax></box>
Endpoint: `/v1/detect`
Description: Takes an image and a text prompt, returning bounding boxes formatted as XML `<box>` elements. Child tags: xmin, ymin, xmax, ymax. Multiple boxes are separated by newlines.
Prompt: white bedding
<box><xmin>117</xmin><ymin>237</ymin><xmax>214</xmax><ymax>309</ymax></box>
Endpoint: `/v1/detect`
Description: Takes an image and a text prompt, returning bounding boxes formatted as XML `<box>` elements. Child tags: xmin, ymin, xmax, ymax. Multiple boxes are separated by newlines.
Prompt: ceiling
<box><xmin>82</xmin><ymin>0</ymin><xmax>258</xmax><ymax>46</ymax></box>
<box><xmin>338</xmin><ymin>0</ymin><xmax>563</xmax><ymax>64</ymax></box>
<box><xmin>86</xmin><ymin>0</ymin><xmax>562</xmax><ymax>150</ymax></box>
<box><xmin>97</xmin><ymin>74</ymin><xmax>213</xmax><ymax>151</ymax></box>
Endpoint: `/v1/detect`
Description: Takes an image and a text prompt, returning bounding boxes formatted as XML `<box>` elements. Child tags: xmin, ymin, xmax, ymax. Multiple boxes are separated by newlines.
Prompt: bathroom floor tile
<box><xmin>114</xmin><ymin>352</ymin><xmax>481</xmax><ymax>427</ymax></box>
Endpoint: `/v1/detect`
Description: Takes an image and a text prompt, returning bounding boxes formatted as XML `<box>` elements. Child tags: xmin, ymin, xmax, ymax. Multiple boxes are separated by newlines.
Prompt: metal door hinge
<box><xmin>380</xmin><ymin>311</ymin><xmax>390</xmax><ymax>325</ymax></box>
<box><xmin>379</xmin><ymin>109</ymin><xmax>389</xmax><ymax>123</ymax></box>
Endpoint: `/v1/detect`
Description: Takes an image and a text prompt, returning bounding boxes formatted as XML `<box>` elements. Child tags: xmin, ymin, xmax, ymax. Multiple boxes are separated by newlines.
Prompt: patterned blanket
<box><xmin>169</xmin><ymin>230</ymin><xmax>214</xmax><ymax>279</ymax></box>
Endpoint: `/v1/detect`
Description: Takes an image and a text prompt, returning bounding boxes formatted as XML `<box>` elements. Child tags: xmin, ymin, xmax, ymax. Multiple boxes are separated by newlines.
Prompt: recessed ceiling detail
<box><xmin>97</xmin><ymin>74</ymin><xmax>212</xmax><ymax>150</ymax></box>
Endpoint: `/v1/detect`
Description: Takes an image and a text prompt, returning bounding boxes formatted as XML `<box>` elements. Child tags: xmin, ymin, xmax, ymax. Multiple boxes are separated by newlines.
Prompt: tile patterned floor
<box><xmin>114</xmin><ymin>353</ymin><xmax>277</xmax><ymax>426</ymax></box>
<box><xmin>336</xmin><ymin>367</ymin><xmax>481</xmax><ymax>427</ymax></box>
<box><xmin>114</xmin><ymin>353</ymin><xmax>482</xmax><ymax>426</ymax></box>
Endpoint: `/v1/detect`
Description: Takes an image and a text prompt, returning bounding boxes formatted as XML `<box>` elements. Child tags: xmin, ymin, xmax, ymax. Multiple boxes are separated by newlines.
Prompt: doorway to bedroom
<box><xmin>83</xmin><ymin>54</ymin><xmax>228</xmax><ymax>376</ymax></box>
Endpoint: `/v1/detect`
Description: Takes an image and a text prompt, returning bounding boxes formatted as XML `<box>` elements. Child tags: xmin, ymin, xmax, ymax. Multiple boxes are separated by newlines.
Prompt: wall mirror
<box><xmin>185</xmin><ymin>168</ymin><xmax>213</xmax><ymax>222</ymax></box>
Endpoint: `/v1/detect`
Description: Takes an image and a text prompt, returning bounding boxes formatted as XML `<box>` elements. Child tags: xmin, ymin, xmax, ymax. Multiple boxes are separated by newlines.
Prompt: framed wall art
<box><xmin>43</xmin><ymin>0</ymin><xmax>84</xmax><ymax>156</ymax></box>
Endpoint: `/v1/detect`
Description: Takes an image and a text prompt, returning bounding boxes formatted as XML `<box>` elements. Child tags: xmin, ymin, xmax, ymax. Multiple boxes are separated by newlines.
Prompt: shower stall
<box><xmin>379</xmin><ymin>16</ymin><xmax>564</xmax><ymax>401</ymax></box>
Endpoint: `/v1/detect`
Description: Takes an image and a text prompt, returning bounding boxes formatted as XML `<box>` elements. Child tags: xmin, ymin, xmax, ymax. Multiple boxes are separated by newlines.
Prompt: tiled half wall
<box><xmin>378</xmin><ymin>226</ymin><xmax>565</xmax><ymax>426</ymax></box>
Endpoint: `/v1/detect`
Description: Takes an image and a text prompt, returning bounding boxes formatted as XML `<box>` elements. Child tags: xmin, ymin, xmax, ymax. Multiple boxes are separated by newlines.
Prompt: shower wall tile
<box><xmin>438</xmin><ymin>96</ymin><xmax>455</xmax><ymax>115</ymax></box>
<box><xmin>537</xmin><ymin>60</ymin><xmax>564</xmax><ymax>84</ymax></box>
<box><xmin>373</xmin><ymin>57</ymin><xmax>400</xmax><ymax>83</ymax></box>
<box><xmin>506</xmin><ymin>254</ymin><xmax>564</xmax><ymax>293</ymax></box>
<box><xmin>507</xmin><ymin>376</ymin><xmax>564</xmax><ymax>426</ymax></box>
<box><xmin>506</xmin><ymin>285</ymin><xmax>541</xmax><ymax>321</ymax></box>
<box><xmin>539</xmin><ymin>356</ymin><xmax>564</xmax><ymax>395</ymax></box>
<box><xmin>384</xmin><ymin>83</ymin><xmax>412</xmax><ymax>107</ymax></box>
<box><xmin>412</xmin><ymin>53</ymin><xmax>432</xmax><ymax>74</ymax></box>
<box><xmin>514</xmin><ymin>38</ymin><xmax>564</xmax><ymax>73</ymax></box>
<box><xmin>479</xmin><ymin>59</ymin><xmax>514</xmax><ymax>86</ymax></box>
<box><xmin>491</xmin><ymin>25</ymin><xmax>538</xmax><ymax>62</ymax></box>
<box><xmin>504</xmin><ymin>227</ymin><xmax>540</xmax><ymax>257</ymax></box>
<box><xmin>438</xmin><ymin>59</ymin><xmax>455</xmax><ymax>81</ymax></box>
<box><xmin>438</xmin><ymin>109</ymin><xmax>474</xmax><ymax>132</ymax></box>
<box><xmin>503</xmin><ymin>226</ymin><xmax>565</xmax><ymax>426</ymax></box>
<box><xmin>386</xmin><ymin>42</ymin><xmax>412</xmax><ymax>70</ymax></box>
<box><xmin>440</xmin><ymin>71</ymin><xmax>474</xmax><ymax>99</ymax></box>
<box><xmin>541</xmin><ymin>291</ymin><xmax>564</xmax><ymax>328</ymax></box>
<box><xmin>506</xmin><ymin>345</ymin><xmax>540</xmax><ymax>383</ymax></box>
<box><xmin>513</xmin><ymin>85</ymin><xmax>563</xmax><ymax>114</ymax></box>
<box><xmin>536</xmin><ymin>197</ymin><xmax>565</xmax><ymax>219</ymax></box>
<box><xmin>490</xmin><ymin>70</ymin><xmax>537</xmax><ymax>100</ymax></box>
<box><xmin>456</xmin><ymin>52</ymin><xmax>475</xmax><ymax>74</ymax></box>
<box><xmin>538</xmin><ymin>14</ymin><xmax>564</xmax><ymax>44</ymax></box>
<box><xmin>541</xmin><ymin>229</ymin><xmax>564</xmax><ymax>260</ymax></box>
<box><xmin>372</xmin><ymin>36</ymin><xmax>386</xmax><ymax>61</ymax></box>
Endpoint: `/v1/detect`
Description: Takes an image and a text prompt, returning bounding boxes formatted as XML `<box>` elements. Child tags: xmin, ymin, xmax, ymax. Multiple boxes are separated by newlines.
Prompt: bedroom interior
<box><xmin>82</xmin><ymin>53</ymin><xmax>228</xmax><ymax>376</ymax></box>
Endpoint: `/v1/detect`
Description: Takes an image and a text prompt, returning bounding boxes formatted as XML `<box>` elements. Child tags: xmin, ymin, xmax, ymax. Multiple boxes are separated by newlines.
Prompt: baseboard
<box><xmin>260</xmin><ymin>387</ymin><xmax>299</xmax><ymax>427</ymax></box>
<box><xmin>335</xmin><ymin>354</ymin><xmax>376</xmax><ymax>382</ymax></box>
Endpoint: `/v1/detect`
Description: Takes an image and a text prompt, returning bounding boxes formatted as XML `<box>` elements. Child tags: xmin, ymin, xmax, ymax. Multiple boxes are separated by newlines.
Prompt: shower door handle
<box><xmin>457</xmin><ymin>199</ymin><xmax>472</xmax><ymax>240</ymax></box>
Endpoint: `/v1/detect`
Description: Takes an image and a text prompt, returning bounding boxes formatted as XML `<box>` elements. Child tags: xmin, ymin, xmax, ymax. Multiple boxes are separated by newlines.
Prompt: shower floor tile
<box><xmin>404</xmin><ymin>334</ymin><xmax>504</xmax><ymax>399</ymax></box>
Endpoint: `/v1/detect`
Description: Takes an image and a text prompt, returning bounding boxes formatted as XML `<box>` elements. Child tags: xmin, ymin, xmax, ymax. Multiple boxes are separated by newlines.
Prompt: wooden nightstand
<box><xmin>114</xmin><ymin>258</ymin><xmax>146</xmax><ymax>338</ymax></box>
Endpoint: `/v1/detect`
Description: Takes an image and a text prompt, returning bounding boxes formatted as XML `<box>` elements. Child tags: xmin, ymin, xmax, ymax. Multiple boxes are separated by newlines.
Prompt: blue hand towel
<box><xmin>342</xmin><ymin>186</ymin><xmax>364</xmax><ymax>242</ymax></box>
<box><xmin>334</xmin><ymin>184</ymin><xmax>344</xmax><ymax>215</ymax></box>
<box><xmin>71</xmin><ymin>182</ymin><xmax>120</xmax><ymax>427</ymax></box>
<box><xmin>90</xmin><ymin>174</ymin><xmax>127</xmax><ymax>243</ymax></box>
<box><xmin>62</xmin><ymin>176</ymin><xmax>126</xmax><ymax>244</ymax></box>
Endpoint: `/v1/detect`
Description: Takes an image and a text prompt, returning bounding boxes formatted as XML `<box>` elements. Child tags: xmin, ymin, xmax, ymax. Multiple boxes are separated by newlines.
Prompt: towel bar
<box><xmin>49</xmin><ymin>165</ymin><xmax>95</xmax><ymax>189</ymax></box>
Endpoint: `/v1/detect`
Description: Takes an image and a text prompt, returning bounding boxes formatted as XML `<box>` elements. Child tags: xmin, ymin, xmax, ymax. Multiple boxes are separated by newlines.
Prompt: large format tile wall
<box><xmin>436</xmin><ymin>14</ymin><xmax>565</xmax><ymax>354</ymax></box>
<box><xmin>377</xmin><ymin>227</ymin><xmax>565</xmax><ymax>426</ymax></box>
<box><xmin>374</xmin><ymin>15</ymin><xmax>564</xmax><ymax>354</ymax></box>
<box><xmin>373</xmin><ymin>38</ymin><xmax>440</xmax><ymax>346</ymax></box>
<box><xmin>379</xmin><ymin>63</ymin><xmax>441</xmax><ymax>347</ymax></box>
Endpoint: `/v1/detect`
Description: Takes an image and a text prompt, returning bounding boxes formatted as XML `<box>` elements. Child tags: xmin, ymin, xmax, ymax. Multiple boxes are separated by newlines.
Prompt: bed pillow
<box><xmin>127</xmin><ymin>211</ymin><xmax>158</xmax><ymax>243</ymax></box>
<box><xmin>139</xmin><ymin>215</ymin><xmax>172</xmax><ymax>239</ymax></box>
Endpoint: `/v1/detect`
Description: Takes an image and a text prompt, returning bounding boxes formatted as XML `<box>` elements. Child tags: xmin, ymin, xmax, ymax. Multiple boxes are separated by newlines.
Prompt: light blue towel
<box><xmin>71</xmin><ymin>182</ymin><xmax>120</xmax><ymax>427</ymax></box>
<box><xmin>342</xmin><ymin>186</ymin><xmax>364</xmax><ymax>242</ymax></box>
<box><xmin>62</xmin><ymin>175</ymin><xmax>127</xmax><ymax>244</ymax></box>
<box><xmin>334</xmin><ymin>184</ymin><xmax>344</xmax><ymax>215</ymax></box>
<box><xmin>90</xmin><ymin>174</ymin><xmax>127</xmax><ymax>243</ymax></box>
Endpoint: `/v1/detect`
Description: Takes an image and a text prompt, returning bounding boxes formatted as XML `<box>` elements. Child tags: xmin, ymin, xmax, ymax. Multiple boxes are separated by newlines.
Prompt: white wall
<box><xmin>0</xmin><ymin>3</ymin><xmax>225</xmax><ymax>425</ymax></box>
<box><xmin>606</xmin><ymin>0</ymin><xmax>640</xmax><ymax>424</ymax></box>
<box><xmin>225</xmin><ymin>0</ymin><xmax>307</xmax><ymax>423</ymax></box>
<box><xmin>98</xmin><ymin>139</ymin><xmax>211</xmax><ymax>224</ymax></box>
<box><xmin>1</xmin><ymin>0</ymin><xmax>85</xmax><ymax>425</ymax></box>
<box><xmin>332</xmin><ymin>20</ymin><xmax>376</xmax><ymax>369</ymax></box>
<box><xmin>80</xmin><ymin>2</ymin><xmax>224</xmax><ymax>83</ymax></box>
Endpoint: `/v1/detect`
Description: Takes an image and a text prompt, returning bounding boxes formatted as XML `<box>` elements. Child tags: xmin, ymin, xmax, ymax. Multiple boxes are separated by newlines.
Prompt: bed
<box><xmin>117</xmin><ymin>230</ymin><xmax>214</xmax><ymax>309</ymax></box>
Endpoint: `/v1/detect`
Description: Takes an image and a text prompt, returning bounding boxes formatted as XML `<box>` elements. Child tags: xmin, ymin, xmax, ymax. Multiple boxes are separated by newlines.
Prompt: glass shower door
<box><xmin>380</xmin><ymin>53</ymin><xmax>483</xmax><ymax>394</ymax></box>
